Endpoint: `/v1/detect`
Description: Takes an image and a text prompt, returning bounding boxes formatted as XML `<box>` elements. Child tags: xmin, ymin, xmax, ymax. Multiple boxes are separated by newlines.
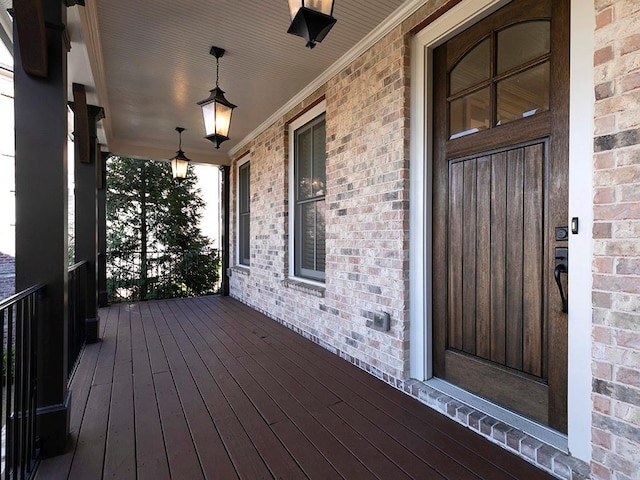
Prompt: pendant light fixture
<box><xmin>170</xmin><ymin>127</ymin><xmax>191</xmax><ymax>181</ymax></box>
<box><xmin>287</xmin><ymin>0</ymin><xmax>337</xmax><ymax>49</ymax></box>
<box><xmin>197</xmin><ymin>47</ymin><xmax>237</xmax><ymax>149</ymax></box>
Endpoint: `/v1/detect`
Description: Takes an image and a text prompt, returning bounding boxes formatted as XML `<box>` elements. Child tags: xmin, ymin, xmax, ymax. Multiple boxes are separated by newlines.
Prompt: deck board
<box><xmin>35</xmin><ymin>296</ymin><xmax>556</xmax><ymax>480</ymax></box>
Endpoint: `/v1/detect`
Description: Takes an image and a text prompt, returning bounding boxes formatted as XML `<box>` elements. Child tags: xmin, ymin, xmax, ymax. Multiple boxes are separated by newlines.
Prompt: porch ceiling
<box><xmin>59</xmin><ymin>0</ymin><xmax>409</xmax><ymax>166</ymax></box>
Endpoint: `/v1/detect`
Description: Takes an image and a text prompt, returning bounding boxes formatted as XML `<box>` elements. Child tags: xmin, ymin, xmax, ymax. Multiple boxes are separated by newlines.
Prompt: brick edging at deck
<box><xmin>234</xmin><ymin>294</ymin><xmax>591</xmax><ymax>480</ymax></box>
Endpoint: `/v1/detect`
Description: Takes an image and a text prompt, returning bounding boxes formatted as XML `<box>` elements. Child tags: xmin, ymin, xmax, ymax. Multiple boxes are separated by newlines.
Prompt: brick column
<box><xmin>591</xmin><ymin>1</ymin><xmax>640</xmax><ymax>479</ymax></box>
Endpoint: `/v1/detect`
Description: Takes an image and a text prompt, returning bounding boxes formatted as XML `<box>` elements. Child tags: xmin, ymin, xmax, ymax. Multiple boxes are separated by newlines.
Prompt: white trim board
<box><xmin>409</xmin><ymin>0</ymin><xmax>594</xmax><ymax>463</ymax></box>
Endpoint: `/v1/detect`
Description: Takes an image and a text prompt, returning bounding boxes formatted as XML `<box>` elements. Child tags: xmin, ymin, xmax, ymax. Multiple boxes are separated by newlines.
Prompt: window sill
<box><xmin>282</xmin><ymin>278</ymin><xmax>325</xmax><ymax>297</ymax></box>
<box><xmin>231</xmin><ymin>265</ymin><xmax>250</xmax><ymax>276</ymax></box>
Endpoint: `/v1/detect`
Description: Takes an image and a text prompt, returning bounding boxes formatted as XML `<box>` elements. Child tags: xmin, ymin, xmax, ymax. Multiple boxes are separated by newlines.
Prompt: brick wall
<box><xmin>0</xmin><ymin>252</ymin><xmax>15</xmax><ymax>301</ymax></box>
<box><xmin>592</xmin><ymin>1</ymin><xmax>640</xmax><ymax>478</ymax></box>
<box><xmin>230</xmin><ymin>19</ymin><xmax>413</xmax><ymax>380</ymax></box>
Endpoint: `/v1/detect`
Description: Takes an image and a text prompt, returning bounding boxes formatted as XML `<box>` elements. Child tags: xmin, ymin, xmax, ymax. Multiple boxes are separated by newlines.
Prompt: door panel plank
<box><xmin>523</xmin><ymin>143</ymin><xmax>544</xmax><ymax>377</ymax></box>
<box><xmin>445</xmin><ymin>350</ymin><xmax>548</xmax><ymax>425</ymax></box>
<box><xmin>448</xmin><ymin>162</ymin><xmax>464</xmax><ymax>351</ymax></box>
<box><xmin>462</xmin><ymin>159</ymin><xmax>477</xmax><ymax>355</ymax></box>
<box><xmin>506</xmin><ymin>148</ymin><xmax>524</xmax><ymax>370</ymax></box>
<box><xmin>490</xmin><ymin>152</ymin><xmax>507</xmax><ymax>365</ymax></box>
<box><xmin>475</xmin><ymin>156</ymin><xmax>492</xmax><ymax>359</ymax></box>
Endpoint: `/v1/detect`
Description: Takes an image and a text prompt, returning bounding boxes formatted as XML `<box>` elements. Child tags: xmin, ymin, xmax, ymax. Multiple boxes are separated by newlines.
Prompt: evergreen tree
<box><xmin>106</xmin><ymin>156</ymin><xmax>219</xmax><ymax>301</ymax></box>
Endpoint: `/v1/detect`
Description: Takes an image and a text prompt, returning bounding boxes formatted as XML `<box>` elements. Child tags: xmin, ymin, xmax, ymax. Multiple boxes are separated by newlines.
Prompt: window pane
<box><xmin>316</xmin><ymin>199</ymin><xmax>326</xmax><ymax>272</ymax></box>
<box><xmin>450</xmin><ymin>38</ymin><xmax>490</xmax><ymax>95</ymax></box>
<box><xmin>300</xmin><ymin>202</ymin><xmax>316</xmax><ymax>271</ymax></box>
<box><xmin>239</xmin><ymin>163</ymin><xmax>250</xmax><ymax>214</ymax></box>
<box><xmin>238</xmin><ymin>161</ymin><xmax>250</xmax><ymax>266</ymax></box>
<box><xmin>497</xmin><ymin>21</ymin><xmax>550</xmax><ymax>74</ymax></box>
<box><xmin>497</xmin><ymin>62</ymin><xmax>549</xmax><ymax>126</ymax></box>
<box><xmin>449</xmin><ymin>87</ymin><xmax>490</xmax><ymax>139</ymax></box>
<box><xmin>312</xmin><ymin>121</ymin><xmax>326</xmax><ymax>197</ymax></box>
<box><xmin>299</xmin><ymin>200</ymin><xmax>326</xmax><ymax>273</ymax></box>
<box><xmin>296</xmin><ymin>128</ymin><xmax>313</xmax><ymax>200</ymax></box>
<box><xmin>239</xmin><ymin>213</ymin><xmax>250</xmax><ymax>266</ymax></box>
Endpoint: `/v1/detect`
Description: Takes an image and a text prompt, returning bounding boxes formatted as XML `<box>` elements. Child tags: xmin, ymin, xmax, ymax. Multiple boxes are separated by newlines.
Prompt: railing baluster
<box><xmin>67</xmin><ymin>261</ymin><xmax>88</xmax><ymax>380</ymax></box>
<box><xmin>0</xmin><ymin>285</ymin><xmax>44</xmax><ymax>480</ymax></box>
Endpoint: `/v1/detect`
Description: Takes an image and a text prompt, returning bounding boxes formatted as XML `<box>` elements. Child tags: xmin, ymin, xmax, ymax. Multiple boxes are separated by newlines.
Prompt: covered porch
<box><xmin>35</xmin><ymin>296</ymin><xmax>549</xmax><ymax>480</ymax></box>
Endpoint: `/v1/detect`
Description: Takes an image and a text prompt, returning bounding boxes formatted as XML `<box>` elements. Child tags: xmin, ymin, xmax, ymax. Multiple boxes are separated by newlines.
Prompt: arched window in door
<box><xmin>448</xmin><ymin>20</ymin><xmax>551</xmax><ymax>140</ymax></box>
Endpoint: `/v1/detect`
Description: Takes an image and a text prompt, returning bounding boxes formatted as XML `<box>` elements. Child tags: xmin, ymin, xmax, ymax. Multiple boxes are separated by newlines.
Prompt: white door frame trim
<box><xmin>409</xmin><ymin>0</ymin><xmax>594</xmax><ymax>462</ymax></box>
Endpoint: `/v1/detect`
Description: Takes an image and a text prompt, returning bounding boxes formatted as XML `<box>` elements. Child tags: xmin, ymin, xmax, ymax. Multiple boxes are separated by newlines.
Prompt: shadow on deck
<box><xmin>34</xmin><ymin>296</ymin><xmax>552</xmax><ymax>479</ymax></box>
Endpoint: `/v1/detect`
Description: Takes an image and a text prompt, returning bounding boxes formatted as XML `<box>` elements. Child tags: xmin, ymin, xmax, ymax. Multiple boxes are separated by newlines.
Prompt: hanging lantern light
<box><xmin>170</xmin><ymin>127</ymin><xmax>191</xmax><ymax>181</ymax></box>
<box><xmin>197</xmin><ymin>47</ymin><xmax>237</xmax><ymax>149</ymax></box>
<box><xmin>287</xmin><ymin>0</ymin><xmax>337</xmax><ymax>49</ymax></box>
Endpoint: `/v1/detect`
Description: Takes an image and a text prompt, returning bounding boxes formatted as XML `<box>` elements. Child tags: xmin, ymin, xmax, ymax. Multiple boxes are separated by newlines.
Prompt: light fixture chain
<box><xmin>216</xmin><ymin>55</ymin><xmax>220</xmax><ymax>88</ymax></box>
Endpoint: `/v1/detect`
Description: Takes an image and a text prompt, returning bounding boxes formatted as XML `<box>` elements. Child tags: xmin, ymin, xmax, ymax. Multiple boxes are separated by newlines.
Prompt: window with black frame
<box><xmin>294</xmin><ymin>114</ymin><xmax>326</xmax><ymax>281</ymax></box>
<box><xmin>238</xmin><ymin>161</ymin><xmax>250</xmax><ymax>266</ymax></box>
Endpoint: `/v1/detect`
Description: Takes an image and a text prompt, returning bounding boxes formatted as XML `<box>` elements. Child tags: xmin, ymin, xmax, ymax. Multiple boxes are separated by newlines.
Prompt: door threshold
<box><xmin>425</xmin><ymin>378</ymin><xmax>568</xmax><ymax>452</ymax></box>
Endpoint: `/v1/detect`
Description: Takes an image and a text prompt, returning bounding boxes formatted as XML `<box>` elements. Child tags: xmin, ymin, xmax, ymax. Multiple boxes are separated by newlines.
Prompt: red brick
<box><xmin>621</xmin><ymin>33</ymin><xmax>640</xmax><ymax>56</ymax></box>
<box><xmin>616</xmin><ymin>330</ymin><xmax>640</xmax><ymax>349</ymax></box>
<box><xmin>594</xmin><ymin>291</ymin><xmax>613</xmax><ymax>307</ymax></box>
<box><xmin>593</xmin><ymin>360</ymin><xmax>613</xmax><ymax>380</ymax></box>
<box><xmin>594</xmin><ymin>203</ymin><xmax>640</xmax><ymax>221</ymax></box>
<box><xmin>595</xmin><ymin>46</ymin><xmax>615</xmax><ymax>65</ymax></box>
<box><xmin>593</xmin><ymin>274</ymin><xmax>640</xmax><ymax>295</ymax></box>
<box><xmin>596</xmin><ymin>7</ymin><xmax>613</xmax><ymax>29</ymax></box>
<box><xmin>593</xmin><ymin>222</ymin><xmax>612</xmax><ymax>239</ymax></box>
<box><xmin>594</xmin><ymin>326</ymin><xmax>613</xmax><ymax>345</ymax></box>
<box><xmin>615</xmin><ymin>366</ymin><xmax>640</xmax><ymax>387</ymax></box>
<box><xmin>591</xmin><ymin>461</ymin><xmax>612</xmax><ymax>480</ymax></box>
<box><xmin>595</xmin><ymin>114</ymin><xmax>616</xmax><ymax>135</ymax></box>
<box><xmin>620</xmin><ymin>71</ymin><xmax>640</xmax><ymax>93</ymax></box>
<box><xmin>592</xmin><ymin>427</ymin><xmax>612</xmax><ymax>449</ymax></box>
<box><xmin>594</xmin><ymin>187</ymin><xmax>615</xmax><ymax>204</ymax></box>
<box><xmin>594</xmin><ymin>151</ymin><xmax>615</xmax><ymax>169</ymax></box>
<box><xmin>593</xmin><ymin>395</ymin><xmax>611</xmax><ymax>415</ymax></box>
<box><xmin>596</xmin><ymin>81</ymin><xmax>615</xmax><ymax>100</ymax></box>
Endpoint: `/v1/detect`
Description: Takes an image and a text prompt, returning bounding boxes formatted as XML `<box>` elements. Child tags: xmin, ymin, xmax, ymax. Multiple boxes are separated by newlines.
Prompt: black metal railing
<box><xmin>0</xmin><ymin>284</ymin><xmax>44</xmax><ymax>480</ymax></box>
<box><xmin>107</xmin><ymin>248</ymin><xmax>221</xmax><ymax>303</ymax></box>
<box><xmin>68</xmin><ymin>261</ymin><xmax>88</xmax><ymax>379</ymax></box>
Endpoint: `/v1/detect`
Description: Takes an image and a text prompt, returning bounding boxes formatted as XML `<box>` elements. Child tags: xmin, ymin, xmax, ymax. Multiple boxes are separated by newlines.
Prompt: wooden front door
<box><xmin>432</xmin><ymin>0</ymin><xmax>569</xmax><ymax>431</ymax></box>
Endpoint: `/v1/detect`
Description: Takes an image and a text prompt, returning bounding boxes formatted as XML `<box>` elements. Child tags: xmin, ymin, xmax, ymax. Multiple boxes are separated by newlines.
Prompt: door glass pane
<box><xmin>450</xmin><ymin>38</ymin><xmax>490</xmax><ymax>95</ymax></box>
<box><xmin>449</xmin><ymin>87</ymin><xmax>490</xmax><ymax>139</ymax></box>
<box><xmin>496</xmin><ymin>62</ymin><xmax>549</xmax><ymax>126</ymax></box>
<box><xmin>497</xmin><ymin>21</ymin><xmax>550</xmax><ymax>74</ymax></box>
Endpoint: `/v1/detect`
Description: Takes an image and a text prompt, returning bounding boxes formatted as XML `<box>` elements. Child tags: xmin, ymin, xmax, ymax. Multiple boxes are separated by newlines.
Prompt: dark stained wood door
<box><xmin>432</xmin><ymin>0</ymin><xmax>569</xmax><ymax>431</ymax></box>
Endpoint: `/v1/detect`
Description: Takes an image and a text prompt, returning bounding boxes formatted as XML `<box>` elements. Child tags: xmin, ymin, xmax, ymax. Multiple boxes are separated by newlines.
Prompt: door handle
<box><xmin>554</xmin><ymin>247</ymin><xmax>568</xmax><ymax>313</ymax></box>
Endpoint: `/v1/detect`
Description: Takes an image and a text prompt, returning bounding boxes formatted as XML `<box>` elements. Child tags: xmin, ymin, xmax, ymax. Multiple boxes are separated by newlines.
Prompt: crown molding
<box><xmin>228</xmin><ymin>0</ymin><xmax>427</xmax><ymax>156</ymax></box>
<box><xmin>77</xmin><ymin>1</ymin><xmax>113</xmax><ymax>148</ymax></box>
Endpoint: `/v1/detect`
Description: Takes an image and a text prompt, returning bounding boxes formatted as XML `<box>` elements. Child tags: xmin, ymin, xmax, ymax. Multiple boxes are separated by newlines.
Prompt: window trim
<box><xmin>288</xmin><ymin>100</ymin><xmax>327</xmax><ymax>285</ymax></box>
<box><xmin>236</xmin><ymin>155</ymin><xmax>250</xmax><ymax>267</ymax></box>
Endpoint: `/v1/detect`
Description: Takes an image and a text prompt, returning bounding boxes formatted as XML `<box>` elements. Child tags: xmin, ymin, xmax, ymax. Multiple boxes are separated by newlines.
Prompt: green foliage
<box><xmin>106</xmin><ymin>156</ymin><xmax>220</xmax><ymax>302</ymax></box>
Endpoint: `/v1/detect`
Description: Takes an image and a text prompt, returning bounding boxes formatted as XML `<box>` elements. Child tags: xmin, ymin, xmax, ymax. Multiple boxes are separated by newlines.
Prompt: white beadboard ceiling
<box><xmin>57</xmin><ymin>0</ymin><xmax>413</xmax><ymax>166</ymax></box>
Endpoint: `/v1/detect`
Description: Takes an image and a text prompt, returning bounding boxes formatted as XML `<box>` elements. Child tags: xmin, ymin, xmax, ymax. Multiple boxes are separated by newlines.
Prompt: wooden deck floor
<box><xmin>34</xmin><ymin>296</ymin><xmax>552</xmax><ymax>480</ymax></box>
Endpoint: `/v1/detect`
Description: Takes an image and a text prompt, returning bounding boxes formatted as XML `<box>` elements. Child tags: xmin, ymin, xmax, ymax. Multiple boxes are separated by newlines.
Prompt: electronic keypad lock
<box><xmin>554</xmin><ymin>247</ymin><xmax>568</xmax><ymax>313</ymax></box>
